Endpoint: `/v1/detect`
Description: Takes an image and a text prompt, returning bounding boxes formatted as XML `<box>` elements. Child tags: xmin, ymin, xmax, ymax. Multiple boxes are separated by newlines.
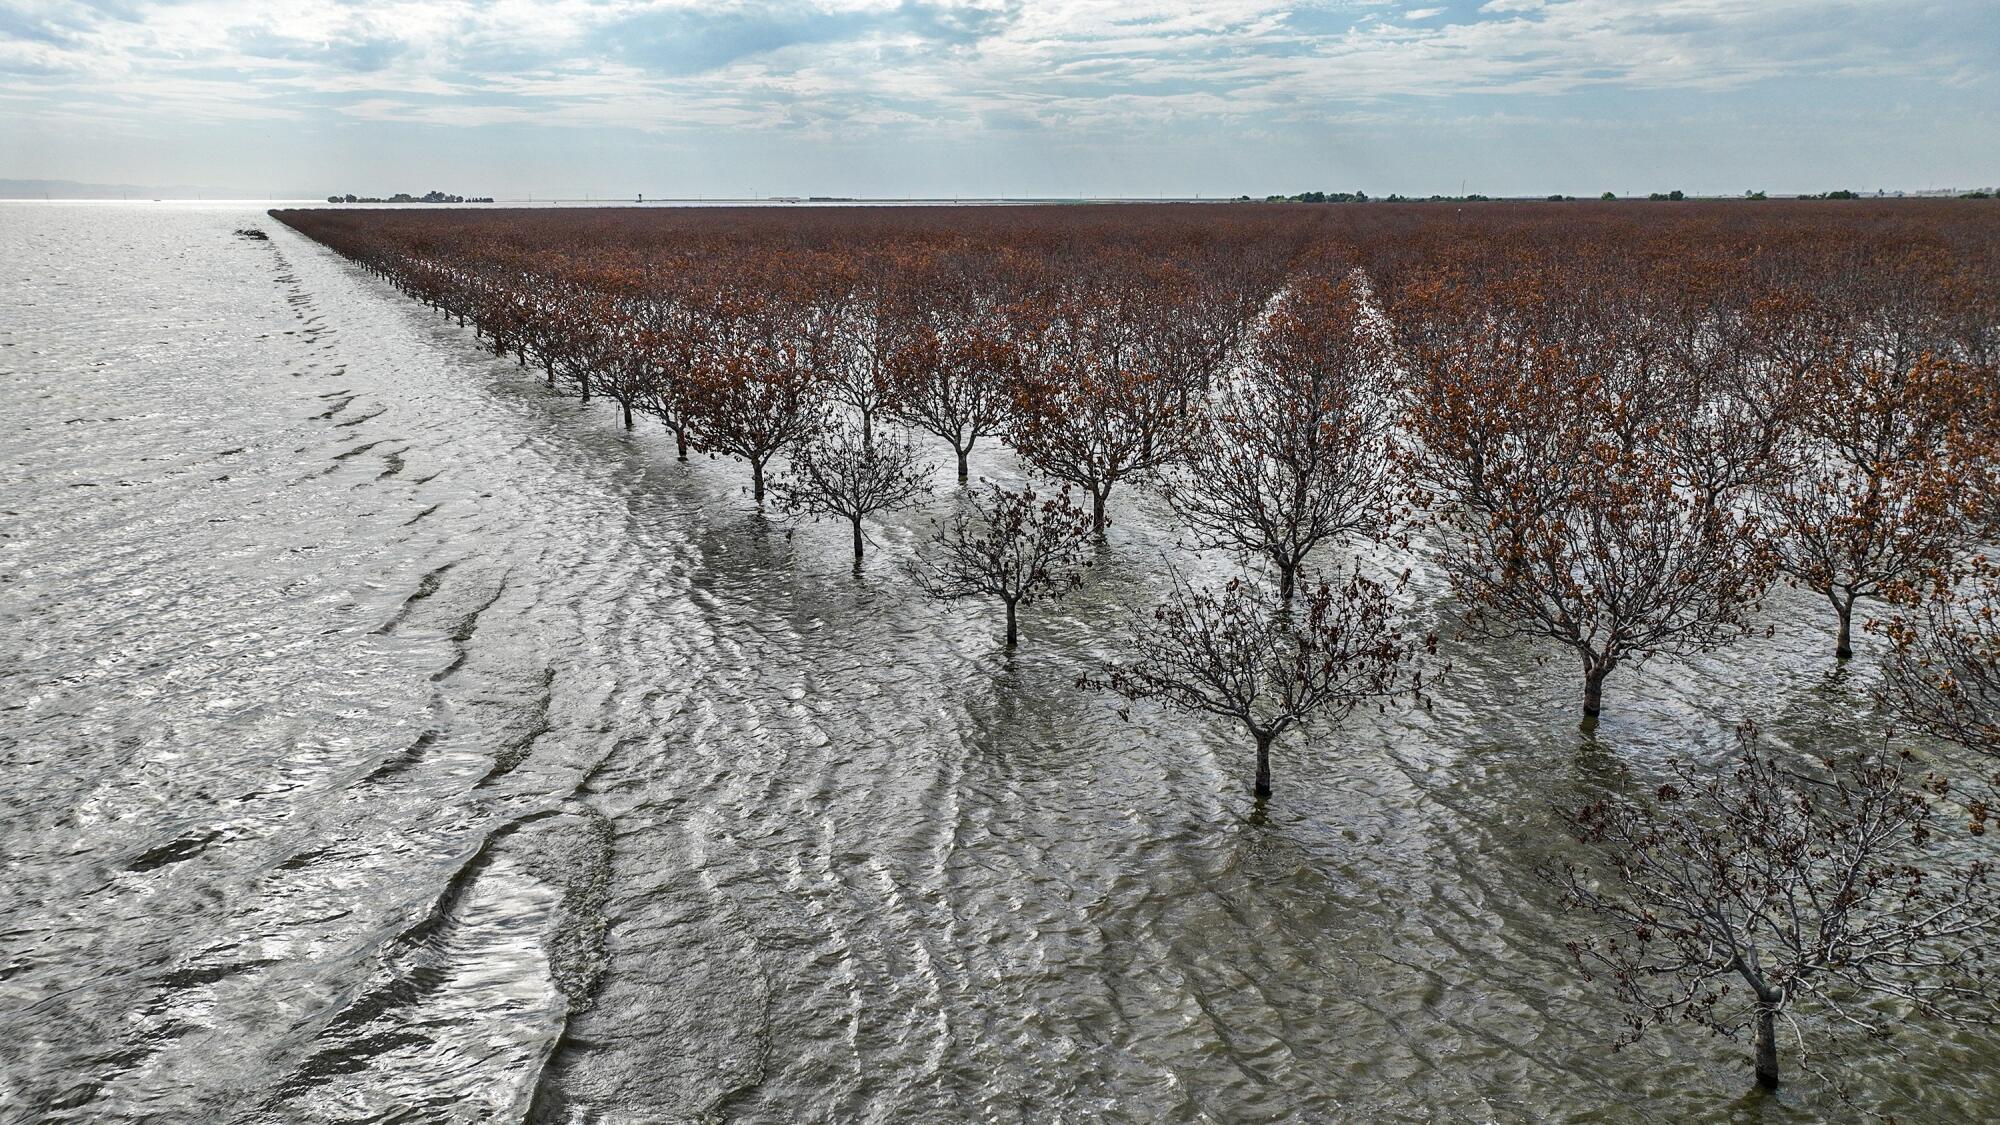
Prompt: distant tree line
<box><xmin>324</xmin><ymin>191</ymin><xmax>494</xmax><ymax>204</ymax></box>
<box><xmin>1265</xmin><ymin>190</ymin><xmax>1372</xmax><ymax>203</ymax></box>
<box><xmin>1261</xmin><ymin>191</ymin><xmax>1496</xmax><ymax>203</ymax></box>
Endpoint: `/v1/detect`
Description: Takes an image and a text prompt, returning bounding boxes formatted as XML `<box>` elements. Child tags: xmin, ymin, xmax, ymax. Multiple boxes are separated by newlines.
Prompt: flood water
<box><xmin>3</xmin><ymin>201</ymin><xmax>1995</xmax><ymax>1123</ymax></box>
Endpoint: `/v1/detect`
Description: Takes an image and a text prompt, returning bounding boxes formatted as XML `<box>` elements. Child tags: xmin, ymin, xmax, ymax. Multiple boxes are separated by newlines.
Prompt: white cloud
<box><xmin>0</xmin><ymin>0</ymin><xmax>1990</xmax><ymax>139</ymax></box>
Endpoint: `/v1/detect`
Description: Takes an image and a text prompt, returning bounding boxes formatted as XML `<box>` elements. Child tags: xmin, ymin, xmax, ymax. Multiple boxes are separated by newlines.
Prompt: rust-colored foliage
<box><xmin>881</xmin><ymin>249</ymin><xmax>1027</xmax><ymax>481</ymax></box>
<box><xmin>270</xmin><ymin>198</ymin><xmax>2000</xmax><ymax>709</ymax></box>
<box><xmin>678</xmin><ymin>268</ymin><xmax>833</xmax><ymax>505</ymax></box>
<box><xmin>1754</xmin><ymin>254</ymin><xmax>2000</xmax><ymax>657</ymax></box>
<box><xmin>1008</xmin><ymin>267</ymin><xmax>1200</xmax><ymax>536</ymax></box>
<box><xmin>1162</xmin><ymin>271</ymin><xmax>1396</xmax><ymax>600</ymax></box>
<box><xmin>1390</xmin><ymin>252</ymin><xmax>1778</xmax><ymax>719</ymax></box>
<box><xmin>271</xmin><ymin>205</ymin><xmax>2000</xmax><ymax>1083</ymax></box>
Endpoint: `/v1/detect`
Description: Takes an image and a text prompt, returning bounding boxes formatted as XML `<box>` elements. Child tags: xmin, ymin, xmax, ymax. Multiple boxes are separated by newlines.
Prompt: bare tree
<box><xmin>1090</xmin><ymin>572</ymin><xmax>1432</xmax><ymax>799</ymax></box>
<box><xmin>1881</xmin><ymin>558</ymin><xmax>2000</xmax><ymax>758</ymax></box>
<box><xmin>1546</xmin><ymin>724</ymin><xmax>2000</xmax><ymax>1091</ymax></box>
<box><xmin>773</xmin><ymin>421</ymin><xmax>932</xmax><ymax>562</ymax></box>
<box><xmin>1162</xmin><ymin>274</ymin><xmax>1395</xmax><ymax>600</ymax></box>
<box><xmin>910</xmin><ymin>482</ymin><xmax>1094</xmax><ymax>647</ymax></box>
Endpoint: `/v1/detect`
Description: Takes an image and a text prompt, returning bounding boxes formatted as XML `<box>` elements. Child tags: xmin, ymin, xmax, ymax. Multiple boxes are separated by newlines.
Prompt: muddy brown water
<box><xmin>2</xmin><ymin>202</ymin><xmax>1995</xmax><ymax>1123</ymax></box>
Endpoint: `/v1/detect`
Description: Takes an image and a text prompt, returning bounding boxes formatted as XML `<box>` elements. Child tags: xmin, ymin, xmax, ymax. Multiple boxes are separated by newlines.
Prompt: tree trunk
<box><xmin>621</xmin><ymin>400</ymin><xmax>634</xmax><ymax>429</ymax></box>
<box><xmin>1253</xmin><ymin>730</ymin><xmax>1274</xmax><ymax>799</ymax></box>
<box><xmin>751</xmin><ymin>459</ymin><xmax>766</xmax><ymax>505</ymax></box>
<box><xmin>1091</xmin><ymin>488</ymin><xmax>1108</xmax><ymax>537</ymax></box>
<box><xmin>850</xmin><ymin>517</ymin><xmax>864</xmax><ymax>560</ymax></box>
<box><xmin>1583</xmin><ymin>658</ymin><xmax>1612</xmax><ymax>718</ymax></box>
<box><xmin>579</xmin><ymin>371</ymin><xmax>591</xmax><ymax>404</ymax></box>
<box><xmin>1004</xmin><ymin>598</ymin><xmax>1019</xmax><ymax>647</ymax></box>
<box><xmin>955</xmin><ymin>446</ymin><xmax>970</xmax><ymax>483</ymax></box>
<box><xmin>675</xmin><ymin>428</ymin><xmax>689</xmax><ymax>461</ymax></box>
<box><xmin>1277</xmin><ymin>561</ymin><xmax>1297</xmax><ymax>603</ymax></box>
<box><xmin>861</xmin><ymin>409</ymin><xmax>873</xmax><ymax>447</ymax></box>
<box><xmin>1753</xmin><ymin>1004</ymin><xmax>1780</xmax><ymax>1090</ymax></box>
<box><xmin>1834</xmin><ymin>592</ymin><xmax>1856</xmax><ymax>660</ymax></box>
<box><xmin>545</xmin><ymin>361</ymin><xmax>555</xmax><ymax>389</ymax></box>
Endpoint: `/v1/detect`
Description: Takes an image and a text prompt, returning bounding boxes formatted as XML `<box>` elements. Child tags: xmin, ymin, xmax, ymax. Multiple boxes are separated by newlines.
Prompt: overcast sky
<box><xmin>2</xmin><ymin>0</ymin><xmax>1995</xmax><ymax>199</ymax></box>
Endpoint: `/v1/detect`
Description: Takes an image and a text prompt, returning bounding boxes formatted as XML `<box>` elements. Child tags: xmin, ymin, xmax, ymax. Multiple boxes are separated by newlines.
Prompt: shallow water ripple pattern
<box><xmin>0</xmin><ymin>203</ymin><xmax>1992</xmax><ymax>1124</ymax></box>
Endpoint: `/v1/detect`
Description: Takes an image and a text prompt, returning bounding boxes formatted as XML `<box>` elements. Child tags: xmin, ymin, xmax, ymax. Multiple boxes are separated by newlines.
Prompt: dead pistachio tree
<box><xmin>592</xmin><ymin>286</ymin><xmax>661</xmax><ymax>431</ymax></box>
<box><xmin>1162</xmin><ymin>273</ymin><xmax>1396</xmax><ymax>601</ymax></box>
<box><xmin>1881</xmin><ymin>558</ymin><xmax>2000</xmax><ymax>759</ymax></box>
<box><xmin>683</xmin><ymin>284</ymin><xmax>830</xmax><ymax>507</ymax></box>
<box><xmin>546</xmin><ymin>285</ymin><xmax>619</xmax><ymax>406</ymax></box>
<box><xmin>825</xmin><ymin>257</ymin><xmax>910</xmax><ymax>447</ymax></box>
<box><xmin>910</xmin><ymin>481</ymin><xmax>1094</xmax><ymax>647</ymax></box>
<box><xmin>884</xmin><ymin>251</ymin><xmax>1021</xmax><ymax>483</ymax></box>
<box><xmin>1764</xmin><ymin>348</ymin><xmax>1999</xmax><ymax>660</ymax></box>
<box><xmin>1393</xmin><ymin>265</ymin><xmax>1775</xmax><ymax>719</ymax></box>
<box><xmin>1656</xmin><ymin>264</ymin><xmax>1799</xmax><ymax>506</ymax></box>
<box><xmin>1010</xmin><ymin>284</ymin><xmax>1189</xmax><ymax>537</ymax></box>
<box><xmin>1088</xmin><ymin>573</ymin><xmax>1432</xmax><ymax>799</ymax></box>
<box><xmin>633</xmin><ymin>258</ymin><xmax>717</xmax><ymax>461</ymax></box>
<box><xmin>772</xmin><ymin>420</ymin><xmax>932</xmax><ymax>563</ymax></box>
<box><xmin>1545</xmin><ymin>723</ymin><xmax>2000</xmax><ymax>1092</ymax></box>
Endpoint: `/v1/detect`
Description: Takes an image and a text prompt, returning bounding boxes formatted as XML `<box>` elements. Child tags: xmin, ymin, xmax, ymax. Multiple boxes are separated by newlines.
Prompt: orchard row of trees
<box><xmin>275</xmin><ymin>202</ymin><xmax>2000</xmax><ymax>1093</ymax></box>
<box><xmin>274</xmin><ymin>202</ymin><xmax>2000</xmax><ymax>714</ymax></box>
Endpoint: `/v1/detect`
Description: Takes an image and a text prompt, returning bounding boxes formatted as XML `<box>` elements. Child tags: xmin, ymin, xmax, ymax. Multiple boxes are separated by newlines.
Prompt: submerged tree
<box><xmin>1881</xmin><ymin>558</ymin><xmax>2000</xmax><ymax>758</ymax></box>
<box><xmin>1394</xmin><ymin>265</ymin><xmax>1775</xmax><ymax>719</ymax></box>
<box><xmin>773</xmin><ymin>421</ymin><xmax>932</xmax><ymax>562</ymax></box>
<box><xmin>1011</xmin><ymin>285</ymin><xmax>1189</xmax><ymax>536</ymax></box>
<box><xmin>592</xmin><ymin>302</ymin><xmax>659</xmax><ymax>430</ymax></box>
<box><xmin>683</xmin><ymin>290</ymin><xmax>829</xmax><ymax>506</ymax></box>
<box><xmin>824</xmin><ymin>261</ymin><xmax>909</xmax><ymax>447</ymax></box>
<box><xmin>1765</xmin><ymin>350</ymin><xmax>1999</xmax><ymax>660</ymax></box>
<box><xmin>541</xmin><ymin>287</ymin><xmax>617</xmax><ymax>405</ymax></box>
<box><xmin>1090</xmin><ymin>573</ymin><xmax>1431</xmax><ymax>799</ymax></box>
<box><xmin>884</xmin><ymin>252</ymin><xmax>1020</xmax><ymax>483</ymax></box>
<box><xmin>1163</xmin><ymin>274</ymin><xmax>1396</xmax><ymax>600</ymax></box>
<box><xmin>1456</xmin><ymin>441</ymin><xmax>1773</xmax><ymax>720</ymax></box>
<box><xmin>910</xmin><ymin>482</ymin><xmax>1094</xmax><ymax>647</ymax></box>
<box><xmin>632</xmin><ymin>268</ymin><xmax>716</xmax><ymax>461</ymax></box>
<box><xmin>1546</xmin><ymin>724</ymin><xmax>2000</xmax><ymax>1092</ymax></box>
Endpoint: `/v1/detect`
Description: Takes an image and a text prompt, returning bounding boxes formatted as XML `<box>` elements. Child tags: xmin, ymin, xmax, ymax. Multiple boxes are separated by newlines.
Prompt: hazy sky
<box><xmin>2</xmin><ymin>0</ymin><xmax>1995</xmax><ymax>199</ymax></box>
